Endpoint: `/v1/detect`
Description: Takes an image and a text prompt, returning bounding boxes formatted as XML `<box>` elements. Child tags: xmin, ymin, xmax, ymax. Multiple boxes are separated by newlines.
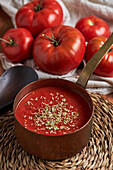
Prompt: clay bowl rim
<box><xmin>13</xmin><ymin>78</ymin><xmax>94</xmax><ymax>137</ymax></box>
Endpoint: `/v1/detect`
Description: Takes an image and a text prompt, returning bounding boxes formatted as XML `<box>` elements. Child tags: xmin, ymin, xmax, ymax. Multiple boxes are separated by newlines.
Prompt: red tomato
<box><xmin>0</xmin><ymin>28</ymin><xmax>34</xmax><ymax>63</ymax></box>
<box><xmin>75</xmin><ymin>16</ymin><xmax>110</xmax><ymax>42</ymax></box>
<box><xmin>15</xmin><ymin>0</ymin><xmax>63</xmax><ymax>37</ymax></box>
<box><xmin>33</xmin><ymin>25</ymin><xmax>86</xmax><ymax>75</ymax></box>
<box><xmin>85</xmin><ymin>36</ymin><xmax>113</xmax><ymax>77</ymax></box>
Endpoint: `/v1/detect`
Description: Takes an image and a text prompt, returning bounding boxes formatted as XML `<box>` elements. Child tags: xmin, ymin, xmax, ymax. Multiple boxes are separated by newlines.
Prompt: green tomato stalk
<box><xmin>0</xmin><ymin>37</ymin><xmax>18</xmax><ymax>46</ymax></box>
<box><xmin>34</xmin><ymin>0</ymin><xmax>43</xmax><ymax>12</ymax></box>
<box><xmin>42</xmin><ymin>34</ymin><xmax>60</xmax><ymax>47</ymax></box>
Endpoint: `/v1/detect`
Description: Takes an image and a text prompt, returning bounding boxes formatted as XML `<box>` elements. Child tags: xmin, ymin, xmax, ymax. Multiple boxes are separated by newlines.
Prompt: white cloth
<box><xmin>0</xmin><ymin>0</ymin><xmax>113</xmax><ymax>94</ymax></box>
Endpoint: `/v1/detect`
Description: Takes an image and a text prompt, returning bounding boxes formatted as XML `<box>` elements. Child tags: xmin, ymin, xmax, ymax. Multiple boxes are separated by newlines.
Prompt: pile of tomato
<box><xmin>0</xmin><ymin>0</ymin><xmax>113</xmax><ymax>77</ymax></box>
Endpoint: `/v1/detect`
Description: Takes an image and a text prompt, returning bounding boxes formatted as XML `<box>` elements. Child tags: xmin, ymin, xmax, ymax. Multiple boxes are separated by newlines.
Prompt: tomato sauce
<box><xmin>15</xmin><ymin>86</ymin><xmax>91</xmax><ymax>135</ymax></box>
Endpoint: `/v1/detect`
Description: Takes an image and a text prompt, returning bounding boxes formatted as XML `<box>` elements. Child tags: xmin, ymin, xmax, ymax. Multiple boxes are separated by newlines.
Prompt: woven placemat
<box><xmin>0</xmin><ymin>93</ymin><xmax>113</xmax><ymax>170</ymax></box>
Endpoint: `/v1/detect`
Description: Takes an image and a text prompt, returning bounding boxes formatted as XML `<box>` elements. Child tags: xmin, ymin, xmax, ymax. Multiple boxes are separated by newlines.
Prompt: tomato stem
<box><xmin>34</xmin><ymin>0</ymin><xmax>43</xmax><ymax>12</ymax></box>
<box><xmin>0</xmin><ymin>37</ymin><xmax>18</xmax><ymax>46</ymax></box>
<box><xmin>42</xmin><ymin>34</ymin><xmax>60</xmax><ymax>47</ymax></box>
<box><xmin>0</xmin><ymin>38</ymin><xmax>10</xmax><ymax>44</ymax></box>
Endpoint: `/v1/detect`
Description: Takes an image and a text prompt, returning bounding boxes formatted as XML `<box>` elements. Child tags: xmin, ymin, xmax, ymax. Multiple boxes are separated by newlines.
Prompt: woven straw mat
<box><xmin>0</xmin><ymin>93</ymin><xmax>113</xmax><ymax>170</ymax></box>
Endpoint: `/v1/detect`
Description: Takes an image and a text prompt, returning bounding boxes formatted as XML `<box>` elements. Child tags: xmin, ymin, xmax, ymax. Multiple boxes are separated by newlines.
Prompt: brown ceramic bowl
<box><xmin>13</xmin><ymin>78</ymin><xmax>93</xmax><ymax>160</ymax></box>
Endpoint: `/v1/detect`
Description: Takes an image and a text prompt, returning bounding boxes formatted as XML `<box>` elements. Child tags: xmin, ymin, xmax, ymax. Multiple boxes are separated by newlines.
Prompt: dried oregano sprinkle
<box><xmin>25</xmin><ymin>90</ymin><xmax>79</xmax><ymax>134</ymax></box>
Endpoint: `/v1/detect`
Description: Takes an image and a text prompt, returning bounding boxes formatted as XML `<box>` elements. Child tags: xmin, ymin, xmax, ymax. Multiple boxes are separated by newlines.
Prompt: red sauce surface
<box><xmin>15</xmin><ymin>86</ymin><xmax>91</xmax><ymax>135</ymax></box>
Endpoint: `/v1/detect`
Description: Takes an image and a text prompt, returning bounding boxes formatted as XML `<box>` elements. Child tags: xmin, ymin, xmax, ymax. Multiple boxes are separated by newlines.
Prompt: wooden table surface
<box><xmin>0</xmin><ymin>7</ymin><xmax>113</xmax><ymax>104</ymax></box>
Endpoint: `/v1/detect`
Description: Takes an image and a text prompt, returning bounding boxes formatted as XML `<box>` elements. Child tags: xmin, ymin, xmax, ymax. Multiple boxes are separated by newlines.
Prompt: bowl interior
<box><xmin>14</xmin><ymin>78</ymin><xmax>93</xmax><ymax>135</ymax></box>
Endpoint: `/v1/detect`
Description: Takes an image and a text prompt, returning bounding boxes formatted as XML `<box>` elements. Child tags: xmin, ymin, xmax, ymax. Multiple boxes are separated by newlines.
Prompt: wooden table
<box><xmin>0</xmin><ymin>7</ymin><xmax>113</xmax><ymax>104</ymax></box>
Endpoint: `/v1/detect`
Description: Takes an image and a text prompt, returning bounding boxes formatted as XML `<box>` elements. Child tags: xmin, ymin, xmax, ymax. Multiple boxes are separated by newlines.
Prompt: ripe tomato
<box><xmin>15</xmin><ymin>0</ymin><xmax>63</xmax><ymax>37</ymax></box>
<box><xmin>0</xmin><ymin>28</ymin><xmax>34</xmax><ymax>63</ymax></box>
<box><xmin>33</xmin><ymin>25</ymin><xmax>86</xmax><ymax>75</ymax></box>
<box><xmin>85</xmin><ymin>36</ymin><xmax>113</xmax><ymax>77</ymax></box>
<box><xmin>75</xmin><ymin>16</ymin><xmax>110</xmax><ymax>42</ymax></box>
